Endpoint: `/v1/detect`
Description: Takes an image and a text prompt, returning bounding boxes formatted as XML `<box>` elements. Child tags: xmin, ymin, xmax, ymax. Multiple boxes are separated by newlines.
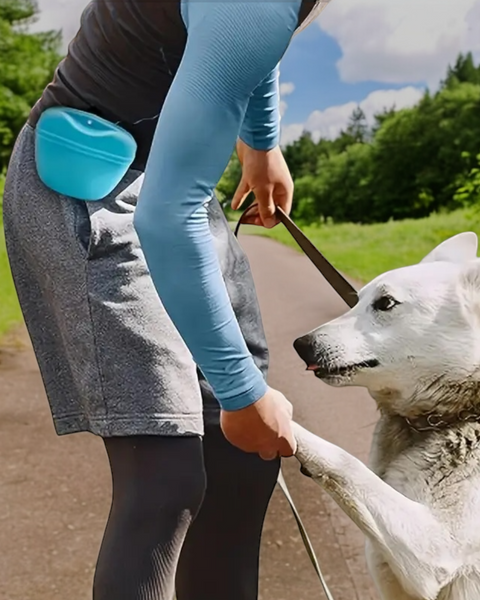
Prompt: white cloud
<box><xmin>280</xmin><ymin>82</ymin><xmax>295</xmax><ymax>96</ymax></box>
<box><xmin>30</xmin><ymin>0</ymin><xmax>87</xmax><ymax>48</ymax></box>
<box><xmin>317</xmin><ymin>0</ymin><xmax>480</xmax><ymax>88</ymax></box>
<box><xmin>279</xmin><ymin>82</ymin><xmax>295</xmax><ymax>118</ymax></box>
<box><xmin>280</xmin><ymin>86</ymin><xmax>424</xmax><ymax>145</ymax></box>
<box><xmin>281</xmin><ymin>123</ymin><xmax>306</xmax><ymax>146</ymax></box>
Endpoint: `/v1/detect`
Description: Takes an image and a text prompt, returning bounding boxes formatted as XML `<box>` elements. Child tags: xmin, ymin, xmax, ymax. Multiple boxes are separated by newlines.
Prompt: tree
<box><xmin>442</xmin><ymin>52</ymin><xmax>480</xmax><ymax>88</ymax></box>
<box><xmin>454</xmin><ymin>152</ymin><xmax>480</xmax><ymax>206</ymax></box>
<box><xmin>293</xmin><ymin>143</ymin><xmax>374</xmax><ymax>223</ymax></box>
<box><xmin>282</xmin><ymin>131</ymin><xmax>321</xmax><ymax>181</ymax></box>
<box><xmin>0</xmin><ymin>0</ymin><xmax>62</xmax><ymax>170</ymax></box>
<box><xmin>345</xmin><ymin>106</ymin><xmax>369</xmax><ymax>143</ymax></box>
<box><xmin>216</xmin><ymin>151</ymin><xmax>242</xmax><ymax>210</ymax></box>
<box><xmin>369</xmin><ymin>82</ymin><xmax>480</xmax><ymax>221</ymax></box>
<box><xmin>325</xmin><ymin>107</ymin><xmax>370</xmax><ymax>154</ymax></box>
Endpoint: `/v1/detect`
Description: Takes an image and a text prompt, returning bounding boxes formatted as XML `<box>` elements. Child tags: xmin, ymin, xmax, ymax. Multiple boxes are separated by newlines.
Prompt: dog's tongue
<box><xmin>306</xmin><ymin>365</ymin><xmax>318</xmax><ymax>371</ymax></box>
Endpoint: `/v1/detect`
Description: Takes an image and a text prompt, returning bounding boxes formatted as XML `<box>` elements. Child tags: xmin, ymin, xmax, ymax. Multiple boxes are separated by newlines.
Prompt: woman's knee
<box><xmin>104</xmin><ymin>435</ymin><xmax>206</xmax><ymax>523</ymax></box>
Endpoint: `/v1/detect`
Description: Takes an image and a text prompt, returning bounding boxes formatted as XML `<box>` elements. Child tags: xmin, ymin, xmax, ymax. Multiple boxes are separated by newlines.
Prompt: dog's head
<box><xmin>294</xmin><ymin>232</ymin><xmax>480</xmax><ymax>414</ymax></box>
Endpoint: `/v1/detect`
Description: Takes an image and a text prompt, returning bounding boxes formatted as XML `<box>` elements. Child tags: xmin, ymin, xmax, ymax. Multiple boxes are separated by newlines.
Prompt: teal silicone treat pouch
<box><xmin>35</xmin><ymin>107</ymin><xmax>137</xmax><ymax>201</ymax></box>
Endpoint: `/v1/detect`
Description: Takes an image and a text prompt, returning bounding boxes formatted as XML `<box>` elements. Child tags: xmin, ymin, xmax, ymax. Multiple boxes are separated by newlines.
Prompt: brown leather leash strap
<box><xmin>234</xmin><ymin>204</ymin><xmax>358</xmax><ymax>309</ymax></box>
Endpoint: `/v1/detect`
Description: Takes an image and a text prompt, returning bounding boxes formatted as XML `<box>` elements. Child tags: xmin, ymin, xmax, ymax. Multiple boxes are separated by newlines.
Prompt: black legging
<box><xmin>93</xmin><ymin>424</ymin><xmax>280</xmax><ymax>600</ymax></box>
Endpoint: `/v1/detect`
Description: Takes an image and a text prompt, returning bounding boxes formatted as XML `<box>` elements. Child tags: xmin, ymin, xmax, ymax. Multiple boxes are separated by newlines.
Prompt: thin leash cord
<box><xmin>234</xmin><ymin>204</ymin><xmax>336</xmax><ymax>600</ymax></box>
<box><xmin>277</xmin><ymin>470</ymin><xmax>335</xmax><ymax>600</ymax></box>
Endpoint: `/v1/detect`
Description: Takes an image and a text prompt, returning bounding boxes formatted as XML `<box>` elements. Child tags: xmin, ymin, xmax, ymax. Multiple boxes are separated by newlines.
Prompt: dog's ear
<box><xmin>420</xmin><ymin>232</ymin><xmax>478</xmax><ymax>264</ymax></box>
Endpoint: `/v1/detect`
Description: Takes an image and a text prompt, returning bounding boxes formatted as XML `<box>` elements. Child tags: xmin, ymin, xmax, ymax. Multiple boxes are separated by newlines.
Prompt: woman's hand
<box><xmin>220</xmin><ymin>386</ymin><xmax>297</xmax><ymax>460</ymax></box>
<box><xmin>231</xmin><ymin>139</ymin><xmax>294</xmax><ymax>228</ymax></box>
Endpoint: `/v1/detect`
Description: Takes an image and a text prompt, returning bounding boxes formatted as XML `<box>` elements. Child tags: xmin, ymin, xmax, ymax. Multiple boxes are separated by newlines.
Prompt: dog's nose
<box><xmin>293</xmin><ymin>335</ymin><xmax>318</xmax><ymax>366</ymax></box>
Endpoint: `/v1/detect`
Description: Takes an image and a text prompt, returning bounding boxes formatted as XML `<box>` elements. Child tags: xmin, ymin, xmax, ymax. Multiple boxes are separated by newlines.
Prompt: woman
<box><xmin>3</xmin><ymin>1</ymin><xmax>327</xmax><ymax>598</ymax></box>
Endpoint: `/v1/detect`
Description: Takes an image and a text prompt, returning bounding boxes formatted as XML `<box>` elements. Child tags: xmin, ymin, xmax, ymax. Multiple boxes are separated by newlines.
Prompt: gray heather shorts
<box><xmin>2</xmin><ymin>124</ymin><xmax>269</xmax><ymax>437</ymax></box>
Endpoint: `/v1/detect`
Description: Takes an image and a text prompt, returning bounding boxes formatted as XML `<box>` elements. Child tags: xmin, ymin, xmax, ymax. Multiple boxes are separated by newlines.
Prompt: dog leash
<box><xmin>277</xmin><ymin>470</ymin><xmax>335</xmax><ymax>600</ymax></box>
<box><xmin>234</xmin><ymin>204</ymin><xmax>358</xmax><ymax>309</ymax></box>
<box><xmin>234</xmin><ymin>204</ymin><xmax>360</xmax><ymax>600</ymax></box>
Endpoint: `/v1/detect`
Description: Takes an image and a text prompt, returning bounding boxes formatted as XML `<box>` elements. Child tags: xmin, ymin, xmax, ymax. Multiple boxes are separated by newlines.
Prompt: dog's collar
<box><xmin>405</xmin><ymin>408</ymin><xmax>480</xmax><ymax>432</ymax></box>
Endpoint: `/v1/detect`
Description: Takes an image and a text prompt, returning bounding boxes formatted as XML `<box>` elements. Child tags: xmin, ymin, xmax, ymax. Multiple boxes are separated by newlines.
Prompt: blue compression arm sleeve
<box><xmin>134</xmin><ymin>0</ymin><xmax>301</xmax><ymax>411</ymax></box>
<box><xmin>240</xmin><ymin>65</ymin><xmax>281</xmax><ymax>151</ymax></box>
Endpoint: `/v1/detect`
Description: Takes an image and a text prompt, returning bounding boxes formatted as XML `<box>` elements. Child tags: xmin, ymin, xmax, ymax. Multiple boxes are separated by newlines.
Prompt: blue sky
<box><xmin>34</xmin><ymin>0</ymin><xmax>480</xmax><ymax>145</ymax></box>
<box><xmin>279</xmin><ymin>25</ymin><xmax>424</xmax><ymax>124</ymax></box>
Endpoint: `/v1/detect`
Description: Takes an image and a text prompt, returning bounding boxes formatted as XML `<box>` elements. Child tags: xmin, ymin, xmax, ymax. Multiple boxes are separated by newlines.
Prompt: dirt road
<box><xmin>0</xmin><ymin>234</ymin><xmax>379</xmax><ymax>600</ymax></box>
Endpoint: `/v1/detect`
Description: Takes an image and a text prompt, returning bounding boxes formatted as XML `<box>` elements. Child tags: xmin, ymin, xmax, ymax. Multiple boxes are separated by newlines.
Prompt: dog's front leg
<box><xmin>366</xmin><ymin>542</ymin><xmax>423</xmax><ymax>600</ymax></box>
<box><xmin>292</xmin><ymin>422</ymin><xmax>456</xmax><ymax>600</ymax></box>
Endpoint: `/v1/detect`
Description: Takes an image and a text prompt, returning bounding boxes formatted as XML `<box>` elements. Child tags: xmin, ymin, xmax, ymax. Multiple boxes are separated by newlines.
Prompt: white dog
<box><xmin>292</xmin><ymin>232</ymin><xmax>480</xmax><ymax>600</ymax></box>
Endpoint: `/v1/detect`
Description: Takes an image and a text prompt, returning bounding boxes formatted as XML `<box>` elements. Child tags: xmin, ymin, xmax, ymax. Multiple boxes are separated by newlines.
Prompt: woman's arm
<box><xmin>239</xmin><ymin>64</ymin><xmax>281</xmax><ymax>152</ymax></box>
<box><xmin>134</xmin><ymin>0</ymin><xmax>302</xmax><ymax>411</ymax></box>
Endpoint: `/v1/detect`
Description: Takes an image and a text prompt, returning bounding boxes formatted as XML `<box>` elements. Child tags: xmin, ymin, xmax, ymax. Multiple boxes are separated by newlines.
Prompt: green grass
<box><xmin>0</xmin><ymin>176</ymin><xmax>23</xmax><ymax>338</ymax></box>
<box><xmin>240</xmin><ymin>208</ymin><xmax>480</xmax><ymax>284</ymax></box>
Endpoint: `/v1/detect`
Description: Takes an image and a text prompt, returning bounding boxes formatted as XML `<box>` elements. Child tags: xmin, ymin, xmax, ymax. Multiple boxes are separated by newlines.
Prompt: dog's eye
<box><xmin>372</xmin><ymin>295</ymin><xmax>398</xmax><ymax>312</ymax></box>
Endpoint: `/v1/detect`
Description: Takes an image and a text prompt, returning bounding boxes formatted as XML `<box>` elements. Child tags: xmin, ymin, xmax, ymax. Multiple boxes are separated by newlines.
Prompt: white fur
<box><xmin>293</xmin><ymin>231</ymin><xmax>480</xmax><ymax>600</ymax></box>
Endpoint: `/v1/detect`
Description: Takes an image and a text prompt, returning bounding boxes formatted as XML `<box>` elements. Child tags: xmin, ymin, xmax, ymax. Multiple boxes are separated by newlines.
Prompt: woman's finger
<box><xmin>259</xmin><ymin>449</ymin><xmax>279</xmax><ymax>461</ymax></box>
<box><xmin>255</xmin><ymin>185</ymin><xmax>277</xmax><ymax>228</ymax></box>
<box><xmin>231</xmin><ymin>177</ymin><xmax>251</xmax><ymax>210</ymax></box>
<box><xmin>239</xmin><ymin>204</ymin><xmax>262</xmax><ymax>226</ymax></box>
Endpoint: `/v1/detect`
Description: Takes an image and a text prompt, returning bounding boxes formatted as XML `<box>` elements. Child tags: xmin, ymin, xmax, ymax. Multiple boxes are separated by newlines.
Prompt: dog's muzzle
<box><xmin>294</xmin><ymin>334</ymin><xmax>380</xmax><ymax>379</ymax></box>
<box><xmin>293</xmin><ymin>334</ymin><xmax>318</xmax><ymax>367</ymax></box>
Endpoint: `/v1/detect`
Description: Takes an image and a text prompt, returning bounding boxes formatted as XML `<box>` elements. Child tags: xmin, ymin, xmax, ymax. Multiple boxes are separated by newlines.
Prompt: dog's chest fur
<box><xmin>370</xmin><ymin>417</ymin><xmax>480</xmax><ymax>501</ymax></box>
<box><xmin>369</xmin><ymin>416</ymin><xmax>480</xmax><ymax>597</ymax></box>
